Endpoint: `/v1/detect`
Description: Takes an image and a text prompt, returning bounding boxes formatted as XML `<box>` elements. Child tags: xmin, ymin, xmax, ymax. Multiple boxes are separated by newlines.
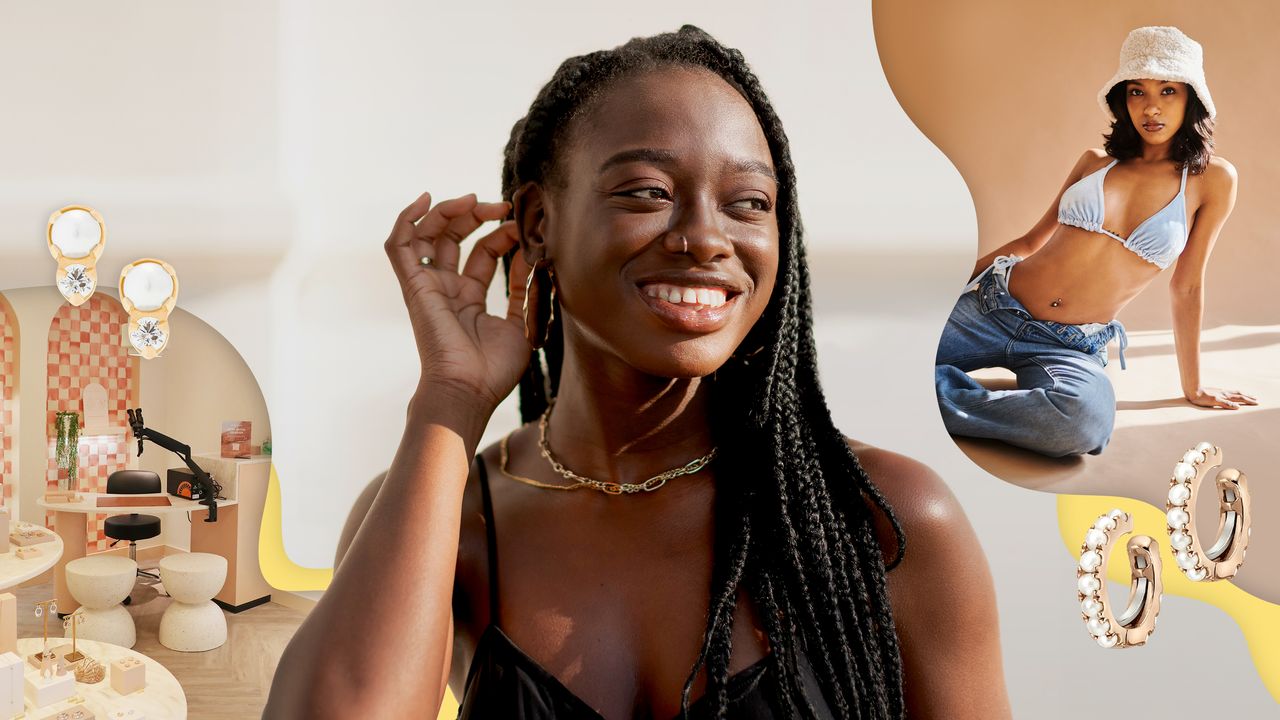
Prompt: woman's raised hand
<box><xmin>385</xmin><ymin>191</ymin><xmax>534</xmax><ymax>417</ymax></box>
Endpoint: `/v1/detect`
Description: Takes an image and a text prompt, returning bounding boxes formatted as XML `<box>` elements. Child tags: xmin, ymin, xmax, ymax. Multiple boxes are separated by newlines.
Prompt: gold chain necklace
<box><xmin>498</xmin><ymin>402</ymin><xmax>717</xmax><ymax>495</ymax></box>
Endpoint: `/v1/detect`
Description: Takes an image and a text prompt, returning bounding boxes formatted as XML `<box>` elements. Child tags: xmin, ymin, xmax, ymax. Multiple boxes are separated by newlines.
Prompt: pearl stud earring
<box><xmin>47</xmin><ymin>205</ymin><xmax>107</xmax><ymax>306</ymax></box>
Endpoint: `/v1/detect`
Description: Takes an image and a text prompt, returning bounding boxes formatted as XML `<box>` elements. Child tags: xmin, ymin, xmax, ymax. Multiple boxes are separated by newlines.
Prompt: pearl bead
<box><xmin>50</xmin><ymin>209</ymin><xmax>101</xmax><ymax>259</ymax></box>
<box><xmin>1168</xmin><ymin>484</ymin><xmax>1191</xmax><ymax>505</ymax></box>
<box><xmin>1174</xmin><ymin>462</ymin><xmax>1196</xmax><ymax>482</ymax></box>
<box><xmin>1177</xmin><ymin>550</ymin><xmax>1199</xmax><ymax>570</ymax></box>
<box><xmin>1195</xmin><ymin>441</ymin><xmax>1214</xmax><ymax>456</ymax></box>
<box><xmin>121</xmin><ymin>261</ymin><xmax>176</xmax><ymax>312</ymax></box>
<box><xmin>1081</xmin><ymin>598</ymin><xmax>1103</xmax><ymax>617</ymax></box>
<box><xmin>1183</xmin><ymin>450</ymin><xmax>1204</xmax><ymax>465</ymax></box>
<box><xmin>1087</xmin><ymin>617</ymin><xmax>1110</xmax><ymax>637</ymax></box>
<box><xmin>1096</xmin><ymin>633</ymin><xmax>1118</xmax><ymax>648</ymax></box>
<box><xmin>1094</xmin><ymin>516</ymin><xmax>1117</xmax><ymax>531</ymax></box>
<box><xmin>1170</xmin><ymin>531</ymin><xmax>1192</xmax><ymax>550</ymax></box>
<box><xmin>1079</xmin><ymin>551</ymin><xmax>1102</xmax><ymax>572</ymax></box>
<box><xmin>1187</xmin><ymin>567</ymin><xmax>1207</xmax><ymax>582</ymax></box>
<box><xmin>1167</xmin><ymin>508</ymin><xmax>1189</xmax><ymax>529</ymax></box>
<box><xmin>1085</xmin><ymin>529</ymin><xmax>1107</xmax><ymax>549</ymax></box>
<box><xmin>1108</xmin><ymin>508</ymin><xmax>1125</xmax><ymax>519</ymax></box>
<box><xmin>1078</xmin><ymin>574</ymin><xmax>1101</xmax><ymax>595</ymax></box>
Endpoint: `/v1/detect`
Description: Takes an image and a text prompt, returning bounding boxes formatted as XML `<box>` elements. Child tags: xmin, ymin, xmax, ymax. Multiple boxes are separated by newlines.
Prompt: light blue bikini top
<box><xmin>1057</xmin><ymin>158</ymin><xmax>1190</xmax><ymax>269</ymax></box>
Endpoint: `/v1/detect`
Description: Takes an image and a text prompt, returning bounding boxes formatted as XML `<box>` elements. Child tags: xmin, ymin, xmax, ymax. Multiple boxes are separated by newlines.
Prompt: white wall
<box><xmin>0</xmin><ymin>0</ymin><xmax>971</xmax><ymax>566</ymax></box>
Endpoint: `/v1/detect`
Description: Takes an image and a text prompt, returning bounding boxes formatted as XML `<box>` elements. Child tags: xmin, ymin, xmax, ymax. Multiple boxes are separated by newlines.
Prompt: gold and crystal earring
<box><xmin>119</xmin><ymin>259</ymin><xmax>179</xmax><ymax>359</ymax></box>
<box><xmin>1077</xmin><ymin>508</ymin><xmax>1163</xmax><ymax>648</ymax></box>
<box><xmin>47</xmin><ymin>205</ymin><xmax>106</xmax><ymax>306</ymax></box>
<box><xmin>1165</xmin><ymin>442</ymin><xmax>1251</xmax><ymax>582</ymax></box>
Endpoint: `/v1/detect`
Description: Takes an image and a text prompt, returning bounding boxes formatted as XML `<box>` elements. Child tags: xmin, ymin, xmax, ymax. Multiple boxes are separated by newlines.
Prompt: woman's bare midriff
<box><xmin>1007</xmin><ymin>225</ymin><xmax>1163</xmax><ymax>324</ymax></box>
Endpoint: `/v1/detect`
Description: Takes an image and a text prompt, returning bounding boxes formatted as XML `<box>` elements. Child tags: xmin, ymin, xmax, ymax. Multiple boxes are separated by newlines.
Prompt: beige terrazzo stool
<box><xmin>64</xmin><ymin>555</ymin><xmax>138</xmax><ymax>648</ymax></box>
<box><xmin>158</xmin><ymin>552</ymin><xmax>227</xmax><ymax>652</ymax></box>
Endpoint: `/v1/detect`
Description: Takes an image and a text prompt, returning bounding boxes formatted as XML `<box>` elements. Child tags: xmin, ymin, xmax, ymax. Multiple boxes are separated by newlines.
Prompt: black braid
<box><xmin>499</xmin><ymin>25</ymin><xmax>907</xmax><ymax>719</ymax></box>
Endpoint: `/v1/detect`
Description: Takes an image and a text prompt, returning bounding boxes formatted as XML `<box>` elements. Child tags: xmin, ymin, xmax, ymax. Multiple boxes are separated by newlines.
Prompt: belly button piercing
<box><xmin>1051</xmin><ymin>298</ymin><xmax>1062</xmax><ymax>307</ymax></box>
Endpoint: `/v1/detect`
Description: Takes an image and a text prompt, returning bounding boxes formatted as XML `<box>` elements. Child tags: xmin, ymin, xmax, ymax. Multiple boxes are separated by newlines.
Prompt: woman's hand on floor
<box><xmin>386</xmin><ymin>192</ymin><xmax>531</xmax><ymax>418</ymax></box>
<box><xmin>1186</xmin><ymin>386</ymin><xmax>1259</xmax><ymax>409</ymax></box>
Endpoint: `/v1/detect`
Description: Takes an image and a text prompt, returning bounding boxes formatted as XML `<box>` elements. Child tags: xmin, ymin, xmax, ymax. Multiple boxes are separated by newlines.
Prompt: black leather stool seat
<box><xmin>104</xmin><ymin>514</ymin><xmax>161</xmax><ymax>542</ymax></box>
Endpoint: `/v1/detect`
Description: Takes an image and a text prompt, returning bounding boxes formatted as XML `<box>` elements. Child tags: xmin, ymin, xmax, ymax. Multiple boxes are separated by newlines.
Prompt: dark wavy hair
<box><xmin>498</xmin><ymin>24</ymin><xmax>906</xmax><ymax>720</ymax></box>
<box><xmin>1103</xmin><ymin>81</ymin><xmax>1214</xmax><ymax>174</ymax></box>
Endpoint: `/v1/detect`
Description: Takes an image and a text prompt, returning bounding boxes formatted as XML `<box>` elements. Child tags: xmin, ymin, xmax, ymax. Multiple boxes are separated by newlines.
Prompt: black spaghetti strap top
<box><xmin>455</xmin><ymin>459</ymin><xmax>836</xmax><ymax>719</ymax></box>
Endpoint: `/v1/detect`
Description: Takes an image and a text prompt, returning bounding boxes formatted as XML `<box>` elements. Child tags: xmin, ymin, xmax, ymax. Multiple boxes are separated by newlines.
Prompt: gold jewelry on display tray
<box><xmin>61</xmin><ymin>614</ymin><xmax>86</xmax><ymax>664</ymax></box>
<box><xmin>47</xmin><ymin>205</ymin><xmax>107</xmax><ymax>306</ymax></box>
<box><xmin>498</xmin><ymin>401</ymin><xmax>717</xmax><ymax>495</ymax></box>
<box><xmin>119</xmin><ymin>258</ymin><xmax>180</xmax><ymax>359</ymax></box>
<box><xmin>1077</xmin><ymin>509</ymin><xmax>1163</xmax><ymax>648</ymax></box>
<box><xmin>1165</xmin><ymin>442</ymin><xmax>1251</xmax><ymax>582</ymax></box>
<box><xmin>31</xmin><ymin>598</ymin><xmax>59</xmax><ymax>668</ymax></box>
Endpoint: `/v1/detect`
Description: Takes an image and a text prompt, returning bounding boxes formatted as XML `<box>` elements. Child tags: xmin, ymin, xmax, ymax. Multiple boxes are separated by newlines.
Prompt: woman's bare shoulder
<box><xmin>1059</xmin><ymin>148</ymin><xmax>1111</xmax><ymax>186</ymax></box>
<box><xmin>1081</xmin><ymin>147</ymin><xmax>1109</xmax><ymax>162</ymax></box>
<box><xmin>1080</xmin><ymin>147</ymin><xmax>1111</xmax><ymax>168</ymax></box>
<box><xmin>845</xmin><ymin>438</ymin><xmax>964</xmax><ymax>536</ymax></box>
<box><xmin>844</xmin><ymin>437</ymin><xmax>992</xmax><ymax>595</ymax></box>
<box><xmin>1203</xmin><ymin>155</ymin><xmax>1239</xmax><ymax>190</ymax></box>
<box><xmin>844</xmin><ymin>438</ymin><xmax>1001</xmax><ymax>678</ymax></box>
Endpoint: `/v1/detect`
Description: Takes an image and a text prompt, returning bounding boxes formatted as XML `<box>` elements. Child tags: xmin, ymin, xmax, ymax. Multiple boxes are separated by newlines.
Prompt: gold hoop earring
<box><xmin>523</xmin><ymin>260</ymin><xmax>556</xmax><ymax>350</ymax></box>
<box><xmin>1077</xmin><ymin>508</ymin><xmax>1163</xmax><ymax>648</ymax></box>
<box><xmin>1165</xmin><ymin>442</ymin><xmax>1250</xmax><ymax>582</ymax></box>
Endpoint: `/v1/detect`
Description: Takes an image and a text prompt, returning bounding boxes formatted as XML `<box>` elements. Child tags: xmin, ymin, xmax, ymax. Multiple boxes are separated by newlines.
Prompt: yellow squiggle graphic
<box><xmin>258</xmin><ymin>464</ymin><xmax>333</xmax><ymax>591</ymax></box>
<box><xmin>1058</xmin><ymin>494</ymin><xmax>1279</xmax><ymax>702</ymax></box>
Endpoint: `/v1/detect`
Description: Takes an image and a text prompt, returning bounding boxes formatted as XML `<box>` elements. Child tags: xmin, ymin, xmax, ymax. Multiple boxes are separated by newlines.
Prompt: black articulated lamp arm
<box><xmin>126</xmin><ymin>408</ymin><xmax>220</xmax><ymax>523</ymax></box>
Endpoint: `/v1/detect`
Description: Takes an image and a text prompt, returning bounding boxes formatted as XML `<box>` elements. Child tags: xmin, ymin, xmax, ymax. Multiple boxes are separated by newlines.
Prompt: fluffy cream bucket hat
<box><xmin>1097</xmin><ymin>26</ymin><xmax>1215</xmax><ymax>123</ymax></box>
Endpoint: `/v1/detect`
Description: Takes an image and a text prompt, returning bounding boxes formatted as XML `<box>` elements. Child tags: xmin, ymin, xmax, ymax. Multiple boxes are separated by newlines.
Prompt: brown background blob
<box><xmin>875</xmin><ymin>1</ymin><xmax>1280</xmax><ymax>603</ymax></box>
<box><xmin>874</xmin><ymin>0</ymin><xmax>1280</xmax><ymax>328</ymax></box>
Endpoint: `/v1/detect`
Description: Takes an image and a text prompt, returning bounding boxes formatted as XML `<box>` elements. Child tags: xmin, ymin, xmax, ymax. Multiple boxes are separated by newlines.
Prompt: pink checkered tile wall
<box><xmin>0</xmin><ymin>294</ymin><xmax>16</xmax><ymax>504</ymax></box>
<box><xmin>45</xmin><ymin>294</ymin><xmax>135</xmax><ymax>553</ymax></box>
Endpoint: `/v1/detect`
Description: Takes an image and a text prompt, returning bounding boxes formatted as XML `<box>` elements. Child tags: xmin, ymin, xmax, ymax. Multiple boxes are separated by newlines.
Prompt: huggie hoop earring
<box><xmin>522</xmin><ymin>261</ymin><xmax>556</xmax><ymax>349</ymax></box>
<box><xmin>1165</xmin><ymin>442</ymin><xmax>1251</xmax><ymax>581</ymax></box>
<box><xmin>1077</xmin><ymin>509</ymin><xmax>1163</xmax><ymax>648</ymax></box>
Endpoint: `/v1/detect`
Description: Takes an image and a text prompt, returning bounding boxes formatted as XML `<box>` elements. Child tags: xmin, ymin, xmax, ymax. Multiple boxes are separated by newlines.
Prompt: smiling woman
<box><xmin>265</xmin><ymin>24</ymin><xmax>1009</xmax><ymax>720</ymax></box>
<box><xmin>935</xmin><ymin>25</ymin><xmax>1255</xmax><ymax>459</ymax></box>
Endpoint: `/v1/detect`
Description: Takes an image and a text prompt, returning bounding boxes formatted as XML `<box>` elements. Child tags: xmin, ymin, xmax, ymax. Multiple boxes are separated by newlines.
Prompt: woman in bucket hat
<box><xmin>934</xmin><ymin>26</ymin><xmax>1256</xmax><ymax>458</ymax></box>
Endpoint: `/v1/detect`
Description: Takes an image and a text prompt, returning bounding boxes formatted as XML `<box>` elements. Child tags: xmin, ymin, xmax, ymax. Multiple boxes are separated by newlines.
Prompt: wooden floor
<box><xmin>11</xmin><ymin>560</ymin><xmax>307</xmax><ymax>719</ymax></box>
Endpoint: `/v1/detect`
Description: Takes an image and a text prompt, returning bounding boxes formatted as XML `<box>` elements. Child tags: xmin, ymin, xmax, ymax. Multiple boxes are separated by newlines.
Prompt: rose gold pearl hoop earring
<box><xmin>1077</xmin><ymin>509</ymin><xmax>1163</xmax><ymax>648</ymax></box>
<box><xmin>1165</xmin><ymin>442</ymin><xmax>1251</xmax><ymax>582</ymax></box>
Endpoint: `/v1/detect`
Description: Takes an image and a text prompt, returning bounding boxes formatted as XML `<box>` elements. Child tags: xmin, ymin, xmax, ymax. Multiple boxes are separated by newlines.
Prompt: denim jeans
<box><xmin>935</xmin><ymin>255</ymin><xmax>1129</xmax><ymax>457</ymax></box>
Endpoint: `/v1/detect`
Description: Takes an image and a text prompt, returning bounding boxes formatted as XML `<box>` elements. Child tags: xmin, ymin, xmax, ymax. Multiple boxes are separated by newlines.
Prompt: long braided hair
<box><xmin>499</xmin><ymin>25</ymin><xmax>907</xmax><ymax>719</ymax></box>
